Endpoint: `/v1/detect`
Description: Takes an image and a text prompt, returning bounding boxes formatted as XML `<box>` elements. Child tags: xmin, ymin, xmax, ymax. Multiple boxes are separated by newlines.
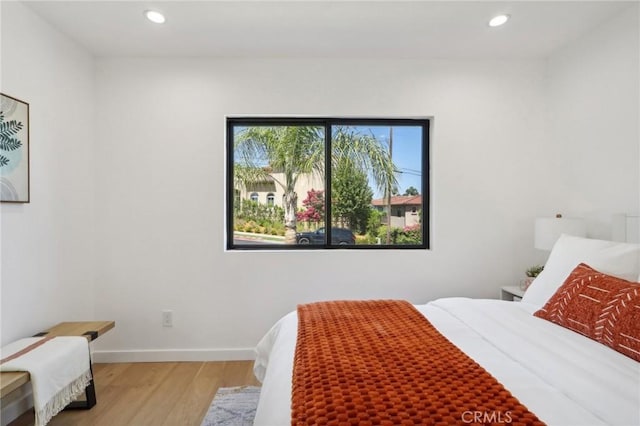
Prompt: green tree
<box><xmin>403</xmin><ymin>186</ymin><xmax>419</xmax><ymax>196</ymax></box>
<box><xmin>366</xmin><ymin>208</ymin><xmax>384</xmax><ymax>237</ymax></box>
<box><xmin>234</xmin><ymin>126</ymin><xmax>396</xmax><ymax>244</ymax></box>
<box><xmin>332</xmin><ymin>160</ymin><xmax>373</xmax><ymax>234</ymax></box>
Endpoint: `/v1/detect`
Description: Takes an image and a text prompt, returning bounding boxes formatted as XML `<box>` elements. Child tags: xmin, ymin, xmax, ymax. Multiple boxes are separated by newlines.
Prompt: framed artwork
<box><xmin>0</xmin><ymin>93</ymin><xmax>29</xmax><ymax>203</ymax></box>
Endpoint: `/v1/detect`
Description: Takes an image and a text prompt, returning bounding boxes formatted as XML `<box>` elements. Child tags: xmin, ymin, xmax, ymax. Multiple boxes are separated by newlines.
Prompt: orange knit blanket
<box><xmin>292</xmin><ymin>300</ymin><xmax>545</xmax><ymax>426</ymax></box>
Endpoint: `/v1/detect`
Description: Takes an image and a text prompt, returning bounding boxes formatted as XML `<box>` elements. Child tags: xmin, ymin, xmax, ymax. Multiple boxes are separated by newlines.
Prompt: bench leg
<box><xmin>33</xmin><ymin>330</ymin><xmax>99</xmax><ymax>410</ymax></box>
<box><xmin>64</xmin><ymin>373</ymin><xmax>96</xmax><ymax>409</ymax></box>
<box><xmin>66</xmin><ymin>331</ymin><xmax>98</xmax><ymax>410</ymax></box>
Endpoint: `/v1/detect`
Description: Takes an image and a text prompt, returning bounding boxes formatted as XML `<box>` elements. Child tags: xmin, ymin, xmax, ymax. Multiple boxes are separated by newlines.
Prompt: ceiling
<box><xmin>23</xmin><ymin>1</ymin><xmax>634</xmax><ymax>59</ymax></box>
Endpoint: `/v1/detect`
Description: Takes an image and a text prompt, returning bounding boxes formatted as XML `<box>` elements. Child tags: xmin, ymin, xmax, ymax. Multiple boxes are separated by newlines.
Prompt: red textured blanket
<box><xmin>292</xmin><ymin>300</ymin><xmax>545</xmax><ymax>425</ymax></box>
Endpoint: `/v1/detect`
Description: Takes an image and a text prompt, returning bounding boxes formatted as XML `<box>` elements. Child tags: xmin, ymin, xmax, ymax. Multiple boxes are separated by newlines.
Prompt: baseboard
<box><xmin>1</xmin><ymin>386</ymin><xmax>33</xmax><ymax>426</ymax></box>
<box><xmin>92</xmin><ymin>348</ymin><xmax>256</xmax><ymax>363</ymax></box>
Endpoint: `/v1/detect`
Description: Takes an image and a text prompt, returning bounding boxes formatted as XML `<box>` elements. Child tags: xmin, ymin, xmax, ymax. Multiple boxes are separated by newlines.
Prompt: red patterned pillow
<box><xmin>534</xmin><ymin>263</ymin><xmax>640</xmax><ymax>362</ymax></box>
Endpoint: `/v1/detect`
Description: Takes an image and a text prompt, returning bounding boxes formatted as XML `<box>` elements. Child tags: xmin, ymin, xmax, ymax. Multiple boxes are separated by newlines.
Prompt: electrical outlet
<box><xmin>162</xmin><ymin>310</ymin><xmax>173</xmax><ymax>327</ymax></box>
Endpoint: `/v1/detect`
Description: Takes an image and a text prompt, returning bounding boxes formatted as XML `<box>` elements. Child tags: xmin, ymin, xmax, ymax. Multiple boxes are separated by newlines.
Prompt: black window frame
<box><xmin>226</xmin><ymin>117</ymin><xmax>430</xmax><ymax>250</ymax></box>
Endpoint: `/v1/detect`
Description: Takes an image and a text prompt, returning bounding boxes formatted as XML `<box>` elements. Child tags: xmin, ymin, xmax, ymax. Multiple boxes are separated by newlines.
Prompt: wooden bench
<box><xmin>1</xmin><ymin>321</ymin><xmax>115</xmax><ymax>409</ymax></box>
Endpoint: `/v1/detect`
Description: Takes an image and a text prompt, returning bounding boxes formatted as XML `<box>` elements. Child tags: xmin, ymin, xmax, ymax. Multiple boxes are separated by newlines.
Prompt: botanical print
<box><xmin>0</xmin><ymin>93</ymin><xmax>29</xmax><ymax>202</ymax></box>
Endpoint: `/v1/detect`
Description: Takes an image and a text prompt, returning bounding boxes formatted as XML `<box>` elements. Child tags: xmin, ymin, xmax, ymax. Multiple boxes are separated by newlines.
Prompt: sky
<box><xmin>351</xmin><ymin>125</ymin><xmax>424</xmax><ymax>199</ymax></box>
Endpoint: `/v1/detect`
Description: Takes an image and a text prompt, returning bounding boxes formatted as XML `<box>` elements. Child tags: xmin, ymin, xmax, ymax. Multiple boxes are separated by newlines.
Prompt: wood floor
<box><xmin>9</xmin><ymin>361</ymin><xmax>260</xmax><ymax>426</ymax></box>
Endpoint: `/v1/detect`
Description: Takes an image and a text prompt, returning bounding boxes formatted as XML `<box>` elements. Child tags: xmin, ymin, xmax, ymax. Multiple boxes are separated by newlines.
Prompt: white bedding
<box><xmin>253</xmin><ymin>298</ymin><xmax>640</xmax><ymax>426</ymax></box>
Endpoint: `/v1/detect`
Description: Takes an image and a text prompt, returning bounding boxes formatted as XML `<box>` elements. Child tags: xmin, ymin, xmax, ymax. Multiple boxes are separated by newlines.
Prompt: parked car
<box><xmin>296</xmin><ymin>227</ymin><xmax>356</xmax><ymax>245</ymax></box>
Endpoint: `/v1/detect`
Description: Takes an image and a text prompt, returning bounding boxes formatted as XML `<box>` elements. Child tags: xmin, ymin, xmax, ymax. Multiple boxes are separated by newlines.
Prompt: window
<box><xmin>227</xmin><ymin>117</ymin><xmax>429</xmax><ymax>249</ymax></box>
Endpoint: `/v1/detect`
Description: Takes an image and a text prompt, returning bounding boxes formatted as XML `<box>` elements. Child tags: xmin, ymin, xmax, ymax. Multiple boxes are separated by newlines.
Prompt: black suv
<box><xmin>296</xmin><ymin>227</ymin><xmax>356</xmax><ymax>245</ymax></box>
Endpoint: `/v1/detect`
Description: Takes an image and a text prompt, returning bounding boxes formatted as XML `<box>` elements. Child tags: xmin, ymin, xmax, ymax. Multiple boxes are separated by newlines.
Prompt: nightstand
<box><xmin>500</xmin><ymin>285</ymin><xmax>525</xmax><ymax>301</ymax></box>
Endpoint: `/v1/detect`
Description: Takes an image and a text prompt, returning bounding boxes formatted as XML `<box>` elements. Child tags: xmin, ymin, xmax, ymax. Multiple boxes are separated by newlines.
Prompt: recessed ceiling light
<box><xmin>145</xmin><ymin>10</ymin><xmax>166</xmax><ymax>24</ymax></box>
<box><xmin>489</xmin><ymin>14</ymin><xmax>509</xmax><ymax>27</ymax></box>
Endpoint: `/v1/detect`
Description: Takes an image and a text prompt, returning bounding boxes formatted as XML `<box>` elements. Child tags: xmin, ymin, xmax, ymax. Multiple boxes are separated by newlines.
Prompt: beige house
<box><xmin>371</xmin><ymin>195</ymin><xmax>422</xmax><ymax>228</ymax></box>
<box><xmin>236</xmin><ymin>172</ymin><xmax>325</xmax><ymax>208</ymax></box>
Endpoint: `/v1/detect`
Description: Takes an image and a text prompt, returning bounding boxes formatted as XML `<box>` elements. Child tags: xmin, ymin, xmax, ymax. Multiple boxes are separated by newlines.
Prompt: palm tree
<box><xmin>234</xmin><ymin>125</ymin><xmax>397</xmax><ymax>244</ymax></box>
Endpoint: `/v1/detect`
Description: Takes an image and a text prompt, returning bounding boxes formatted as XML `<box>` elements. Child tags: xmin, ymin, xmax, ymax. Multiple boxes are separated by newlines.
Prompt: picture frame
<box><xmin>0</xmin><ymin>93</ymin><xmax>29</xmax><ymax>203</ymax></box>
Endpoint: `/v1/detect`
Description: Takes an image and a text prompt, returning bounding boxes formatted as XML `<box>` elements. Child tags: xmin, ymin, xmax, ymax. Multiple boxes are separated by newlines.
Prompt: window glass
<box><xmin>231</xmin><ymin>124</ymin><xmax>325</xmax><ymax>247</ymax></box>
<box><xmin>227</xmin><ymin>118</ymin><xmax>428</xmax><ymax>249</ymax></box>
<box><xmin>332</xmin><ymin>124</ymin><xmax>425</xmax><ymax>246</ymax></box>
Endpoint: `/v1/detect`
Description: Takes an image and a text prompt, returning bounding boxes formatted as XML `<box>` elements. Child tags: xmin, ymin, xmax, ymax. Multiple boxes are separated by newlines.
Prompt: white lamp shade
<box><xmin>534</xmin><ymin>217</ymin><xmax>586</xmax><ymax>250</ymax></box>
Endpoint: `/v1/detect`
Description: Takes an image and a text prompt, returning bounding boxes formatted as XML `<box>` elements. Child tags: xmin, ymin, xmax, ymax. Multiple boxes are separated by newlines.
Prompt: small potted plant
<box><xmin>522</xmin><ymin>265</ymin><xmax>544</xmax><ymax>290</ymax></box>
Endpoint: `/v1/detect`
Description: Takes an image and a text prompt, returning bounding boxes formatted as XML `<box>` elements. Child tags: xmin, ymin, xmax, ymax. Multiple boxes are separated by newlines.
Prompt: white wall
<box><xmin>92</xmin><ymin>57</ymin><xmax>552</xmax><ymax>360</ymax></box>
<box><xmin>545</xmin><ymin>4</ymin><xmax>639</xmax><ymax>238</ymax></box>
<box><xmin>92</xmin><ymin>2</ymin><xmax>639</xmax><ymax>359</ymax></box>
<box><xmin>0</xmin><ymin>1</ymin><xmax>95</xmax><ymax>346</ymax></box>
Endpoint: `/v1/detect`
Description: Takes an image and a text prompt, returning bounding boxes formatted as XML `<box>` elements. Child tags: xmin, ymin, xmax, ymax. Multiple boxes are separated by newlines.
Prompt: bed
<box><xmin>252</xmin><ymin>235</ymin><xmax>640</xmax><ymax>425</ymax></box>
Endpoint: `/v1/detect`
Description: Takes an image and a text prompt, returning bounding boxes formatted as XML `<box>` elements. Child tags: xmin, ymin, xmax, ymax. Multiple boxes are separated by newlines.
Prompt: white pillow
<box><xmin>521</xmin><ymin>234</ymin><xmax>640</xmax><ymax>307</ymax></box>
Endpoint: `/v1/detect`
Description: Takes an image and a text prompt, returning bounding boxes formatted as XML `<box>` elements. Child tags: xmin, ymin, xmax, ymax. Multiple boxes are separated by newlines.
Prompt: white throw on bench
<box><xmin>0</xmin><ymin>336</ymin><xmax>91</xmax><ymax>426</ymax></box>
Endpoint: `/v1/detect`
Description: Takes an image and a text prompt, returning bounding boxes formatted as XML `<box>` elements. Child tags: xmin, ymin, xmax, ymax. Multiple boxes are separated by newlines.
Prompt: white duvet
<box><xmin>253</xmin><ymin>298</ymin><xmax>640</xmax><ymax>426</ymax></box>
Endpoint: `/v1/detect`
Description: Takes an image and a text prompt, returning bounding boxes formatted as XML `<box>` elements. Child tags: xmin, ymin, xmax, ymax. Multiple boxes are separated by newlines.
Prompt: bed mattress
<box><xmin>253</xmin><ymin>298</ymin><xmax>640</xmax><ymax>425</ymax></box>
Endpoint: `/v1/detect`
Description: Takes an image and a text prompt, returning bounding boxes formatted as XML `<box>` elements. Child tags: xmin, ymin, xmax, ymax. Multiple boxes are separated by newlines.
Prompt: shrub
<box><xmin>526</xmin><ymin>265</ymin><xmax>544</xmax><ymax>278</ymax></box>
<box><xmin>373</xmin><ymin>224</ymin><xmax>421</xmax><ymax>244</ymax></box>
<box><xmin>396</xmin><ymin>224</ymin><xmax>421</xmax><ymax>244</ymax></box>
